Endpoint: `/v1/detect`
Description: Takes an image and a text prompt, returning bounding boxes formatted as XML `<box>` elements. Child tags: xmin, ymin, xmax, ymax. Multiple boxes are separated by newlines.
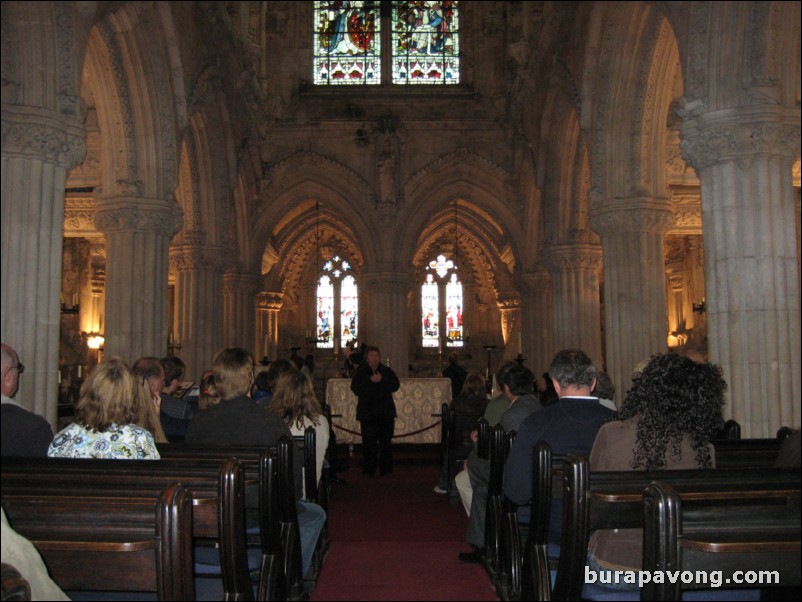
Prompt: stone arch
<box><xmin>174</xmin><ymin>67</ymin><xmax>239</xmax><ymax>256</ymax></box>
<box><xmin>248</xmin><ymin>153</ymin><xmax>380</xmax><ymax>291</ymax></box>
<box><xmin>582</xmin><ymin>2</ymin><xmax>680</xmax><ymax>201</ymax></box>
<box><xmin>399</xmin><ymin>149</ymin><xmax>522</xmax><ymax>278</ymax></box>
<box><xmin>82</xmin><ymin>3</ymin><xmax>182</xmax><ymax>200</ymax></box>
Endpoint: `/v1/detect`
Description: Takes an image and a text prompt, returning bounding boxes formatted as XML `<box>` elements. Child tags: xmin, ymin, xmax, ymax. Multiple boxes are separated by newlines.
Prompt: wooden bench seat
<box><xmin>1</xmin><ymin>456</ymin><xmax>251</xmax><ymax>600</ymax></box>
<box><xmin>551</xmin><ymin>454</ymin><xmax>801</xmax><ymax>601</ymax></box>
<box><xmin>157</xmin><ymin>436</ymin><xmax>325</xmax><ymax>600</ymax></box>
<box><xmin>642</xmin><ymin>480</ymin><xmax>801</xmax><ymax>601</ymax></box>
<box><xmin>1</xmin><ymin>483</ymin><xmax>194</xmax><ymax>601</ymax></box>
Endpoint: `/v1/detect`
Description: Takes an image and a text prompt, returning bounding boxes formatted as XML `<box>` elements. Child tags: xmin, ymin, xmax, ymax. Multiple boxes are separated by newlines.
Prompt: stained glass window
<box><xmin>421</xmin><ymin>274</ymin><xmax>439</xmax><ymax>347</ymax></box>
<box><xmin>313</xmin><ymin>1</ymin><xmax>460</xmax><ymax>86</ymax></box>
<box><xmin>341</xmin><ymin>274</ymin><xmax>359</xmax><ymax>344</ymax></box>
<box><xmin>317</xmin><ymin>256</ymin><xmax>358</xmax><ymax>349</ymax></box>
<box><xmin>445</xmin><ymin>273</ymin><xmax>463</xmax><ymax>347</ymax></box>
<box><xmin>314</xmin><ymin>1</ymin><xmax>381</xmax><ymax>85</ymax></box>
<box><xmin>392</xmin><ymin>1</ymin><xmax>460</xmax><ymax>85</ymax></box>
<box><xmin>316</xmin><ymin>275</ymin><xmax>335</xmax><ymax>348</ymax></box>
<box><xmin>421</xmin><ymin>254</ymin><xmax>464</xmax><ymax>349</ymax></box>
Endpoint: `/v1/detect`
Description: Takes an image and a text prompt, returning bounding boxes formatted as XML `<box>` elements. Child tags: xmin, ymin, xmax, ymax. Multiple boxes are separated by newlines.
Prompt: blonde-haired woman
<box><xmin>132</xmin><ymin>356</ymin><xmax>169</xmax><ymax>444</ymax></box>
<box><xmin>270</xmin><ymin>370</ymin><xmax>330</xmax><ymax>497</ymax></box>
<box><xmin>48</xmin><ymin>357</ymin><xmax>160</xmax><ymax>459</ymax></box>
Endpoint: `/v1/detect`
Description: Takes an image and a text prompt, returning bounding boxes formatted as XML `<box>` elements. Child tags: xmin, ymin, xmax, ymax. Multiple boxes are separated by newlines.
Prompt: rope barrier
<box><xmin>331</xmin><ymin>420</ymin><xmax>441</xmax><ymax>439</ymax></box>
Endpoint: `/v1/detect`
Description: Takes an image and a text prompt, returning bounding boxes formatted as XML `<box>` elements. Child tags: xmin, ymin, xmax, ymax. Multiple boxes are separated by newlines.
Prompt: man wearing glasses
<box><xmin>1</xmin><ymin>343</ymin><xmax>54</xmax><ymax>457</ymax></box>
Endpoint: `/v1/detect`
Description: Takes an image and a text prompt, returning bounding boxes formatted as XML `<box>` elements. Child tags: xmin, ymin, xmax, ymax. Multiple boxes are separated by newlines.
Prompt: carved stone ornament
<box><xmin>94</xmin><ymin>198</ymin><xmax>183</xmax><ymax>237</ymax></box>
<box><xmin>1</xmin><ymin>108</ymin><xmax>86</xmax><ymax>168</ymax></box>
<box><xmin>680</xmin><ymin>107</ymin><xmax>801</xmax><ymax>171</ymax></box>
<box><xmin>257</xmin><ymin>291</ymin><xmax>284</xmax><ymax>312</ymax></box>
<box><xmin>544</xmin><ymin>243</ymin><xmax>603</xmax><ymax>271</ymax></box>
<box><xmin>590</xmin><ymin>197</ymin><xmax>675</xmax><ymax>235</ymax></box>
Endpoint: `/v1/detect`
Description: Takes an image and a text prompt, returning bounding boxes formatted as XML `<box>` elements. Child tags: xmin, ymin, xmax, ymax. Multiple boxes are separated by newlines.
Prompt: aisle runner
<box><xmin>311</xmin><ymin>458</ymin><xmax>498</xmax><ymax>601</ymax></box>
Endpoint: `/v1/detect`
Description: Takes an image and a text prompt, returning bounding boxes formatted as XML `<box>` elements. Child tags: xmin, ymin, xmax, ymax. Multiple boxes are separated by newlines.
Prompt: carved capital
<box><xmin>94</xmin><ymin>197</ymin><xmax>183</xmax><ymax>237</ymax></box>
<box><xmin>680</xmin><ymin>106</ymin><xmax>801</xmax><ymax>171</ymax></box>
<box><xmin>590</xmin><ymin>197</ymin><xmax>675</xmax><ymax>235</ymax></box>
<box><xmin>64</xmin><ymin>197</ymin><xmax>97</xmax><ymax>235</ymax></box>
<box><xmin>257</xmin><ymin>291</ymin><xmax>284</xmax><ymax>312</ymax></box>
<box><xmin>544</xmin><ymin>243</ymin><xmax>603</xmax><ymax>271</ymax></box>
<box><xmin>2</xmin><ymin>106</ymin><xmax>85</xmax><ymax>167</ymax></box>
<box><xmin>223</xmin><ymin>272</ymin><xmax>261</xmax><ymax>296</ymax></box>
<box><xmin>169</xmin><ymin>246</ymin><xmax>229</xmax><ymax>273</ymax></box>
<box><xmin>496</xmin><ymin>292</ymin><xmax>521</xmax><ymax>311</ymax></box>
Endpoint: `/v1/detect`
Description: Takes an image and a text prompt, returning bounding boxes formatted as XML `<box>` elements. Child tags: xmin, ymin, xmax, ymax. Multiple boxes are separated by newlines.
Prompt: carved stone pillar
<box><xmin>497</xmin><ymin>293</ymin><xmax>521</xmax><ymax>363</ymax></box>
<box><xmin>1</xmin><ymin>107</ymin><xmax>85</xmax><ymax>425</ymax></box>
<box><xmin>680</xmin><ymin>105</ymin><xmax>801</xmax><ymax>436</ymax></box>
<box><xmin>361</xmin><ymin>272</ymin><xmax>411</xmax><ymax>376</ymax></box>
<box><xmin>520</xmin><ymin>268</ymin><xmax>553</xmax><ymax>373</ymax></box>
<box><xmin>591</xmin><ymin>199</ymin><xmax>675</xmax><ymax>408</ymax></box>
<box><xmin>168</xmin><ymin>246</ymin><xmax>226</xmax><ymax>380</ymax></box>
<box><xmin>223</xmin><ymin>271</ymin><xmax>261</xmax><ymax>351</ymax></box>
<box><xmin>545</xmin><ymin>243</ymin><xmax>604</xmax><ymax>368</ymax></box>
<box><xmin>94</xmin><ymin>192</ymin><xmax>182</xmax><ymax>365</ymax></box>
<box><xmin>257</xmin><ymin>292</ymin><xmax>284</xmax><ymax>361</ymax></box>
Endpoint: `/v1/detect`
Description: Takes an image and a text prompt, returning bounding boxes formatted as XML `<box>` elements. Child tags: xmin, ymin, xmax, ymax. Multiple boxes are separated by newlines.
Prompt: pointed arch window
<box><xmin>421</xmin><ymin>254</ymin><xmax>464</xmax><ymax>349</ymax></box>
<box><xmin>313</xmin><ymin>1</ymin><xmax>460</xmax><ymax>86</ymax></box>
<box><xmin>316</xmin><ymin>256</ymin><xmax>359</xmax><ymax>349</ymax></box>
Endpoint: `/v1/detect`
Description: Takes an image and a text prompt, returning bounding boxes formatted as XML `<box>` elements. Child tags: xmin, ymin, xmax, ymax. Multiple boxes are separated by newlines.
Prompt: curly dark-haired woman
<box><xmin>586</xmin><ymin>352</ymin><xmax>726</xmax><ymax>580</ymax></box>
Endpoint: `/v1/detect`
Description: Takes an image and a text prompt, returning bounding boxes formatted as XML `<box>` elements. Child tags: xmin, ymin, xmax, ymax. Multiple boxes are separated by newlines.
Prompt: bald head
<box><xmin>1</xmin><ymin>343</ymin><xmax>21</xmax><ymax>398</ymax></box>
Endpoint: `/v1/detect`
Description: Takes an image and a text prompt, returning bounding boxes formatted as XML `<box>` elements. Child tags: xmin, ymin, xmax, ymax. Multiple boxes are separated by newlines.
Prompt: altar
<box><xmin>325</xmin><ymin>378</ymin><xmax>452</xmax><ymax>444</ymax></box>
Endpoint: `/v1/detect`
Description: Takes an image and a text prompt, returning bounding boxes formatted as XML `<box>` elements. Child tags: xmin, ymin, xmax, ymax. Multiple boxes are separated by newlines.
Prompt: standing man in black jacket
<box><xmin>350</xmin><ymin>346</ymin><xmax>400</xmax><ymax>476</ymax></box>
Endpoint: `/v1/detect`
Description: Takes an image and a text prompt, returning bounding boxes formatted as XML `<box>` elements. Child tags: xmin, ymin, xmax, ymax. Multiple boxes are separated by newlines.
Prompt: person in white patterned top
<box><xmin>48</xmin><ymin>356</ymin><xmax>160</xmax><ymax>460</ymax></box>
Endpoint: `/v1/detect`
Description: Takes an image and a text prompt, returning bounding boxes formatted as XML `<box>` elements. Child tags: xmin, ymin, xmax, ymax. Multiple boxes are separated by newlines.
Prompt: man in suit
<box><xmin>458</xmin><ymin>364</ymin><xmax>541</xmax><ymax>562</ymax></box>
<box><xmin>1</xmin><ymin>343</ymin><xmax>54</xmax><ymax>457</ymax></box>
<box><xmin>503</xmin><ymin>349</ymin><xmax>614</xmax><ymax>549</ymax></box>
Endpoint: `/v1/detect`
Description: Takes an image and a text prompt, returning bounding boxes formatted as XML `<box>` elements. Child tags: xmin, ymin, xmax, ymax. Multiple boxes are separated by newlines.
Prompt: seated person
<box><xmin>458</xmin><ymin>365</ymin><xmax>541</xmax><ymax>563</ymax></box>
<box><xmin>270</xmin><ymin>370</ymin><xmax>330</xmax><ymax>499</ymax></box>
<box><xmin>1</xmin><ymin>343</ymin><xmax>54</xmax><ymax>457</ymax></box>
<box><xmin>160</xmin><ymin>356</ymin><xmax>195</xmax><ymax>419</ymax></box>
<box><xmin>587</xmin><ymin>353</ymin><xmax>726</xmax><ymax>585</ymax></box>
<box><xmin>49</xmin><ymin>357</ymin><xmax>161</xmax><ymax>459</ymax></box>
<box><xmin>435</xmin><ymin>373</ymin><xmax>488</xmax><ymax>494</ymax></box>
<box><xmin>504</xmin><ymin>349</ymin><xmax>614</xmax><ymax>552</ymax></box>
<box><xmin>186</xmin><ymin>347</ymin><xmax>325</xmax><ymax>577</ymax></box>
<box><xmin>454</xmin><ymin>362</ymin><xmax>516</xmax><ymax>514</ymax></box>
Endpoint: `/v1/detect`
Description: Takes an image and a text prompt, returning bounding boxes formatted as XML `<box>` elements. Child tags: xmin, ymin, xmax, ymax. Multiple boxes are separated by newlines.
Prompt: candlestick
<box><xmin>77</xmin><ymin>365</ymin><xmax>82</xmax><ymax>378</ymax></box>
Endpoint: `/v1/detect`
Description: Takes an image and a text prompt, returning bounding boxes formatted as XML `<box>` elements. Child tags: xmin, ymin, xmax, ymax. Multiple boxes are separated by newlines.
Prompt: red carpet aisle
<box><xmin>311</xmin><ymin>452</ymin><xmax>498</xmax><ymax>601</ymax></box>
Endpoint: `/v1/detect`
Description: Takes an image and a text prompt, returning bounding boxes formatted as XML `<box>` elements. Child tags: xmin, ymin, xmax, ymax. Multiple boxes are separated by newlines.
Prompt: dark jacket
<box><xmin>186</xmin><ymin>395</ymin><xmax>302</xmax><ymax>499</ymax></box>
<box><xmin>1</xmin><ymin>403</ymin><xmax>54</xmax><ymax>457</ymax></box>
<box><xmin>350</xmin><ymin>362</ymin><xmax>400</xmax><ymax>422</ymax></box>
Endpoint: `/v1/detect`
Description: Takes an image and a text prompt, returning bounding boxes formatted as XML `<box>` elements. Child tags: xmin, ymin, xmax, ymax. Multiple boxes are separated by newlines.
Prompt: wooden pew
<box><xmin>642</xmin><ymin>480</ymin><xmax>801</xmax><ymax>601</ymax></box>
<box><xmin>552</xmin><ymin>455</ymin><xmax>801</xmax><ymax>601</ymax></box>
<box><xmin>499</xmin><ymin>441</ymin><xmax>565</xmax><ymax>601</ymax></box>
<box><xmin>482</xmin><ymin>425</ymin><xmax>515</xmax><ymax>586</ymax></box>
<box><xmin>157</xmin><ymin>439</ymin><xmax>324</xmax><ymax>600</ymax></box>
<box><xmin>1</xmin><ymin>483</ymin><xmax>194</xmax><ymax>601</ymax></box>
<box><xmin>1</xmin><ymin>456</ymin><xmax>251</xmax><ymax>600</ymax></box>
<box><xmin>444</xmin><ymin>407</ymin><xmax>484</xmax><ymax>503</ymax></box>
<box><xmin>713</xmin><ymin>438</ymin><xmax>782</xmax><ymax>468</ymax></box>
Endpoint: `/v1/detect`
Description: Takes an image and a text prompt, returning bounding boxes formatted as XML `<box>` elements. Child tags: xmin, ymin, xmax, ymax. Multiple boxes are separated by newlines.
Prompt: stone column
<box><xmin>223</xmin><ymin>271</ymin><xmax>261</xmax><ymax>352</ymax></box>
<box><xmin>168</xmin><ymin>246</ymin><xmax>225</xmax><ymax>381</ymax></box>
<box><xmin>520</xmin><ymin>268</ymin><xmax>553</xmax><ymax>373</ymax></box>
<box><xmin>94</xmin><ymin>192</ymin><xmax>183</xmax><ymax>365</ymax></box>
<box><xmin>361</xmin><ymin>272</ymin><xmax>411</xmax><ymax>376</ymax></box>
<box><xmin>1</xmin><ymin>107</ymin><xmax>85</xmax><ymax>425</ymax></box>
<box><xmin>680</xmin><ymin>105</ymin><xmax>801</xmax><ymax>436</ymax></box>
<box><xmin>545</xmin><ymin>243</ymin><xmax>604</xmax><ymax>368</ymax></box>
<box><xmin>257</xmin><ymin>292</ymin><xmax>284</xmax><ymax>361</ymax></box>
<box><xmin>591</xmin><ymin>199</ymin><xmax>675</xmax><ymax>408</ymax></box>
